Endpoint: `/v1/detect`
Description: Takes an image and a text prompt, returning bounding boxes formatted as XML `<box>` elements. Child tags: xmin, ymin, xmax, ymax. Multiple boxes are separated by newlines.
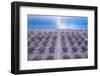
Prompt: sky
<box><xmin>28</xmin><ymin>15</ymin><xmax>88</xmax><ymax>29</ymax></box>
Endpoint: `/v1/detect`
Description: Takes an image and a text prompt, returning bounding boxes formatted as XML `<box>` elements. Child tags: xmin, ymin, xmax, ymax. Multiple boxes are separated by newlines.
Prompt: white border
<box><xmin>20</xmin><ymin>6</ymin><xmax>95</xmax><ymax>70</ymax></box>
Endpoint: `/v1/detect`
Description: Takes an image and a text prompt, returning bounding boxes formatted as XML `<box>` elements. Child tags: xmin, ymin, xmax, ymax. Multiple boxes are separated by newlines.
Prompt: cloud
<box><xmin>54</xmin><ymin>17</ymin><xmax>67</xmax><ymax>29</ymax></box>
